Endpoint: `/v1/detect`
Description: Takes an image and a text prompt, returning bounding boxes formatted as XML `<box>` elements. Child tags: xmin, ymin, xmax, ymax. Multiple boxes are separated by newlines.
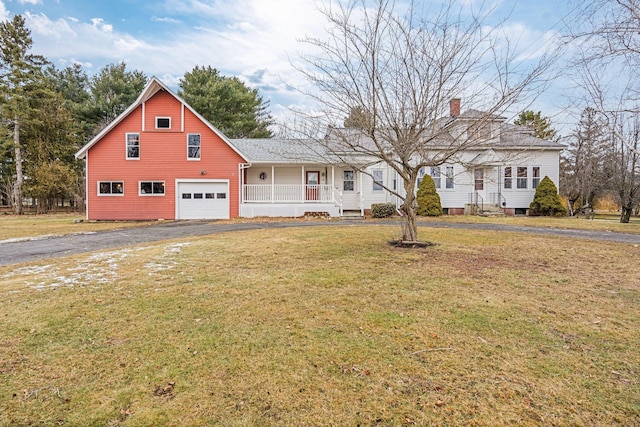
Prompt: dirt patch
<box><xmin>389</xmin><ymin>240</ymin><xmax>438</xmax><ymax>249</ymax></box>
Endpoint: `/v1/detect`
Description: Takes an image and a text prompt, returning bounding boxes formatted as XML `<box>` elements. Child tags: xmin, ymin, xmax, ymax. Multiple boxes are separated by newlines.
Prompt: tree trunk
<box><xmin>400</xmin><ymin>179</ymin><xmax>419</xmax><ymax>242</ymax></box>
<box><xmin>620</xmin><ymin>206</ymin><xmax>632</xmax><ymax>223</ymax></box>
<box><xmin>12</xmin><ymin>119</ymin><xmax>23</xmax><ymax>215</ymax></box>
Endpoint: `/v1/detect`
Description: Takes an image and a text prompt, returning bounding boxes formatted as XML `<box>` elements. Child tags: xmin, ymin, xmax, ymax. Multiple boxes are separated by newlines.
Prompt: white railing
<box><xmin>243</xmin><ymin>184</ymin><xmax>336</xmax><ymax>203</ymax></box>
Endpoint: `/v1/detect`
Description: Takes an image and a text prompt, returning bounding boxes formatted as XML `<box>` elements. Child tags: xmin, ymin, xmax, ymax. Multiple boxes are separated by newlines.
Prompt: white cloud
<box><xmin>0</xmin><ymin>0</ymin><xmax>9</xmax><ymax>21</ymax></box>
<box><xmin>18</xmin><ymin>0</ymin><xmax>42</xmax><ymax>4</ymax></box>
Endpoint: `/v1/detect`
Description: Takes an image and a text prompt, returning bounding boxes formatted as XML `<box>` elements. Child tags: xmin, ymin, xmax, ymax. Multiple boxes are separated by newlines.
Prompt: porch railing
<box><xmin>468</xmin><ymin>192</ymin><xmax>484</xmax><ymax>212</ymax></box>
<box><xmin>243</xmin><ymin>184</ymin><xmax>335</xmax><ymax>203</ymax></box>
<box><xmin>488</xmin><ymin>192</ymin><xmax>507</xmax><ymax>207</ymax></box>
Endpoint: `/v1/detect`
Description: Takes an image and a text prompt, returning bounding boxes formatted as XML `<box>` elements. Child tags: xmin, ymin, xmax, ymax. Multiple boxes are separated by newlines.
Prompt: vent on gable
<box><xmin>156</xmin><ymin>117</ymin><xmax>171</xmax><ymax>129</ymax></box>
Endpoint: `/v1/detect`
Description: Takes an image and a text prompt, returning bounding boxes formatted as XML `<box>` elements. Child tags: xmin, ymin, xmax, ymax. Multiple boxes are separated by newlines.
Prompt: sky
<box><xmin>0</xmin><ymin>0</ymin><xmax>577</xmax><ymax>132</ymax></box>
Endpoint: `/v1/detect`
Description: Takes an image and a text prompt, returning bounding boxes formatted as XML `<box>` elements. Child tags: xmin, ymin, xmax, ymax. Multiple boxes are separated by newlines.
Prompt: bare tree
<box><xmin>567</xmin><ymin>0</ymin><xmax>640</xmax><ymax>221</ymax></box>
<box><xmin>291</xmin><ymin>0</ymin><xmax>557</xmax><ymax>242</ymax></box>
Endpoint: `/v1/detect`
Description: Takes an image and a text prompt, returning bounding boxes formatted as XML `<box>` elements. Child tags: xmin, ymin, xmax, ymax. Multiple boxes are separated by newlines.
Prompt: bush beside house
<box><xmin>371</xmin><ymin>203</ymin><xmax>397</xmax><ymax>218</ymax></box>
<box><xmin>417</xmin><ymin>175</ymin><xmax>443</xmax><ymax>216</ymax></box>
<box><xmin>529</xmin><ymin>176</ymin><xmax>567</xmax><ymax>216</ymax></box>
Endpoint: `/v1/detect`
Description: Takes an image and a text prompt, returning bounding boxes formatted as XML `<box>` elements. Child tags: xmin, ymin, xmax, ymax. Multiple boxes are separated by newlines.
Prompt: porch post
<box><xmin>359</xmin><ymin>170</ymin><xmax>364</xmax><ymax>216</ymax></box>
<box><xmin>271</xmin><ymin>165</ymin><xmax>275</xmax><ymax>203</ymax></box>
<box><xmin>301</xmin><ymin>165</ymin><xmax>305</xmax><ymax>201</ymax></box>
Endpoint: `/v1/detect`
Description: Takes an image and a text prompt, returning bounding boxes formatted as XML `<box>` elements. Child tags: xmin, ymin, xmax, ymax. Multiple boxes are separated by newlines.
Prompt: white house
<box><xmin>233</xmin><ymin>100</ymin><xmax>564</xmax><ymax>218</ymax></box>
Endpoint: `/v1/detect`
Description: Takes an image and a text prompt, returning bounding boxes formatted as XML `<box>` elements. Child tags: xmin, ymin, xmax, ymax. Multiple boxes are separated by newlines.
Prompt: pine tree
<box><xmin>416</xmin><ymin>175</ymin><xmax>442</xmax><ymax>216</ymax></box>
<box><xmin>529</xmin><ymin>176</ymin><xmax>567</xmax><ymax>216</ymax></box>
<box><xmin>0</xmin><ymin>15</ymin><xmax>49</xmax><ymax>214</ymax></box>
<box><xmin>514</xmin><ymin>110</ymin><xmax>559</xmax><ymax>141</ymax></box>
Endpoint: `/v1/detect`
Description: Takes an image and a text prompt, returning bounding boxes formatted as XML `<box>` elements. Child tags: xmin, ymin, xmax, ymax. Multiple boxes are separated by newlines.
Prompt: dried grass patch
<box><xmin>0</xmin><ymin>225</ymin><xmax>638</xmax><ymax>425</ymax></box>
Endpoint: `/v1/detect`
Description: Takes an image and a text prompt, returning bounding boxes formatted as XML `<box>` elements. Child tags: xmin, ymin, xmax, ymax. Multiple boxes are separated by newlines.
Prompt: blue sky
<box><xmin>1</xmin><ymin>0</ymin><xmax>576</xmax><ymax>131</ymax></box>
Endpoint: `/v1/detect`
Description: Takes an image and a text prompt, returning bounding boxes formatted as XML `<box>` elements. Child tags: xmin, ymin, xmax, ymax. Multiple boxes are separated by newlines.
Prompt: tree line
<box><xmin>0</xmin><ymin>15</ymin><xmax>273</xmax><ymax>214</ymax></box>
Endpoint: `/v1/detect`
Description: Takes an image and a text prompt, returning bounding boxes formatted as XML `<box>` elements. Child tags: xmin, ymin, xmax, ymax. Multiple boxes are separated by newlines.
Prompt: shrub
<box><xmin>371</xmin><ymin>203</ymin><xmax>396</xmax><ymax>218</ymax></box>
<box><xmin>416</xmin><ymin>175</ymin><xmax>442</xmax><ymax>216</ymax></box>
<box><xmin>529</xmin><ymin>176</ymin><xmax>567</xmax><ymax>216</ymax></box>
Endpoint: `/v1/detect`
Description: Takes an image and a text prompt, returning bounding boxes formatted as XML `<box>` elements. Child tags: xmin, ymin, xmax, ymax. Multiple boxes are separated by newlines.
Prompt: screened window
<box><xmin>126</xmin><ymin>133</ymin><xmax>140</xmax><ymax>159</ymax></box>
<box><xmin>156</xmin><ymin>117</ymin><xmax>171</xmax><ymax>129</ymax></box>
<box><xmin>532</xmin><ymin>167</ymin><xmax>541</xmax><ymax>189</ymax></box>
<box><xmin>139</xmin><ymin>181</ymin><xmax>165</xmax><ymax>195</ymax></box>
<box><xmin>343</xmin><ymin>171</ymin><xmax>354</xmax><ymax>191</ymax></box>
<box><xmin>430</xmin><ymin>166</ymin><xmax>441</xmax><ymax>188</ymax></box>
<box><xmin>504</xmin><ymin>167</ymin><xmax>513</xmax><ymax>189</ymax></box>
<box><xmin>517</xmin><ymin>167</ymin><xmax>528</xmax><ymax>189</ymax></box>
<box><xmin>372</xmin><ymin>169</ymin><xmax>383</xmax><ymax>191</ymax></box>
<box><xmin>98</xmin><ymin>181</ymin><xmax>124</xmax><ymax>195</ymax></box>
<box><xmin>188</xmin><ymin>134</ymin><xmax>201</xmax><ymax>160</ymax></box>
<box><xmin>445</xmin><ymin>166</ymin><xmax>454</xmax><ymax>189</ymax></box>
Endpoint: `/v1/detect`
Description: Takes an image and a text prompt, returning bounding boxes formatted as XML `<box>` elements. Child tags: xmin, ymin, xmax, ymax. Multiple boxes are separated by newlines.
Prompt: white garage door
<box><xmin>176</xmin><ymin>181</ymin><xmax>230</xmax><ymax>219</ymax></box>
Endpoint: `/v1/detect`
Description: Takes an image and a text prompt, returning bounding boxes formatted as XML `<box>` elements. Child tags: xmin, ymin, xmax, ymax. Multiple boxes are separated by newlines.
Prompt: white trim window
<box><xmin>445</xmin><ymin>166</ymin><xmax>454</xmax><ymax>189</ymax></box>
<box><xmin>98</xmin><ymin>181</ymin><xmax>124</xmax><ymax>195</ymax></box>
<box><xmin>126</xmin><ymin>133</ymin><xmax>140</xmax><ymax>159</ymax></box>
<box><xmin>343</xmin><ymin>170</ymin><xmax>354</xmax><ymax>191</ymax></box>
<box><xmin>532</xmin><ymin>166</ymin><xmax>541</xmax><ymax>189</ymax></box>
<box><xmin>187</xmin><ymin>134</ymin><xmax>201</xmax><ymax>160</ymax></box>
<box><xmin>372</xmin><ymin>169</ymin><xmax>383</xmax><ymax>191</ymax></box>
<box><xmin>430</xmin><ymin>166</ymin><xmax>441</xmax><ymax>188</ymax></box>
<box><xmin>504</xmin><ymin>167</ymin><xmax>513</xmax><ymax>189</ymax></box>
<box><xmin>156</xmin><ymin>116</ymin><xmax>171</xmax><ymax>129</ymax></box>
<box><xmin>517</xmin><ymin>167</ymin><xmax>528</xmax><ymax>189</ymax></box>
<box><xmin>139</xmin><ymin>181</ymin><xmax>165</xmax><ymax>195</ymax></box>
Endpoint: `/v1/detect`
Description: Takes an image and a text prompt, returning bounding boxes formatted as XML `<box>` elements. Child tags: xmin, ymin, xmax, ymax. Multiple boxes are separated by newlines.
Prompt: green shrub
<box><xmin>371</xmin><ymin>203</ymin><xmax>397</xmax><ymax>218</ymax></box>
<box><xmin>416</xmin><ymin>175</ymin><xmax>442</xmax><ymax>216</ymax></box>
<box><xmin>529</xmin><ymin>176</ymin><xmax>567</xmax><ymax>216</ymax></box>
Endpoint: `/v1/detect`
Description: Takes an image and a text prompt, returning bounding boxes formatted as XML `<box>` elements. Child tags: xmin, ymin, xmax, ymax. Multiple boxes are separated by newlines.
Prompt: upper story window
<box><xmin>156</xmin><ymin>117</ymin><xmax>171</xmax><ymax>129</ymax></box>
<box><xmin>372</xmin><ymin>169</ymin><xmax>383</xmax><ymax>191</ymax></box>
<box><xmin>188</xmin><ymin>134</ymin><xmax>201</xmax><ymax>160</ymax></box>
<box><xmin>126</xmin><ymin>133</ymin><xmax>140</xmax><ymax>159</ymax></box>
<box><xmin>470</xmin><ymin>122</ymin><xmax>491</xmax><ymax>140</ymax></box>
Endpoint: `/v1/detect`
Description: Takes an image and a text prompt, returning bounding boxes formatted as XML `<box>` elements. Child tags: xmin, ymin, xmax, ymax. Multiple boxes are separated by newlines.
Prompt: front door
<box><xmin>306</xmin><ymin>171</ymin><xmax>320</xmax><ymax>200</ymax></box>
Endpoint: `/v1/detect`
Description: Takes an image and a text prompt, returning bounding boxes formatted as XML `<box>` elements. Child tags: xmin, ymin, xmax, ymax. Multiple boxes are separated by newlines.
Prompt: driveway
<box><xmin>1</xmin><ymin>219</ymin><xmax>639</xmax><ymax>267</ymax></box>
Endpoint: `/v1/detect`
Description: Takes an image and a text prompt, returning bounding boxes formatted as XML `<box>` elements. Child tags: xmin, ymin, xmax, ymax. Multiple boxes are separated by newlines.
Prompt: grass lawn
<box><xmin>1</xmin><ymin>224</ymin><xmax>638</xmax><ymax>425</ymax></box>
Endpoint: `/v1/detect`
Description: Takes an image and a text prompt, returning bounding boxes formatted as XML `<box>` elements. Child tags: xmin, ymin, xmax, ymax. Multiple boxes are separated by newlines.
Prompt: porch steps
<box><xmin>341</xmin><ymin>210</ymin><xmax>365</xmax><ymax>220</ymax></box>
<box><xmin>479</xmin><ymin>204</ymin><xmax>506</xmax><ymax>217</ymax></box>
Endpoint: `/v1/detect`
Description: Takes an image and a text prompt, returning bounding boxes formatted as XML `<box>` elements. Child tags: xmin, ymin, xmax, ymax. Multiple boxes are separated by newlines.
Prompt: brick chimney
<box><xmin>449</xmin><ymin>98</ymin><xmax>461</xmax><ymax>117</ymax></box>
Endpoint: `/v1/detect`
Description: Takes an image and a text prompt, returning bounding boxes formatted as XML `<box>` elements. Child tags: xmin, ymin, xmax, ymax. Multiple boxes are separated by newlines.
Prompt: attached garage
<box><xmin>176</xmin><ymin>180</ymin><xmax>230</xmax><ymax>220</ymax></box>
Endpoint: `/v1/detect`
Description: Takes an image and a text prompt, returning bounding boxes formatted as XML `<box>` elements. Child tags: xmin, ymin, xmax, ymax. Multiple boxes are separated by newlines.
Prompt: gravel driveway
<box><xmin>1</xmin><ymin>220</ymin><xmax>639</xmax><ymax>267</ymax></box>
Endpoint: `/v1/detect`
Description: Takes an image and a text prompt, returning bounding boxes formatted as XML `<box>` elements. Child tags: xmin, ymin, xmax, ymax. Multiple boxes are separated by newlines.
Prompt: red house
<box><xmin>75</xmin><ymin>77</ymin><xmax>248</xmax><ymax>221</ymax></box>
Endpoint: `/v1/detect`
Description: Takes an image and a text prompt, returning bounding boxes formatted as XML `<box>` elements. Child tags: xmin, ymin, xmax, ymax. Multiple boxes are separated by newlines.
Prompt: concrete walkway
<box><xmin>1</xmin><ymin>219</ymin><xmax>639</xmax><ymax>267</ymax></box>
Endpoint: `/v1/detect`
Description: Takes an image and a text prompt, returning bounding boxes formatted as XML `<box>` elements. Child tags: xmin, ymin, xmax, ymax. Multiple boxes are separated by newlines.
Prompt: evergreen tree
<box><xmin>0</xmin><ymin>15</ymin><xmax>49</xmax><ymax>214</ymax></box>
<box><xmin>179</xmin><ymin>66</ymin><xmax>273</xmax><ymax>138</ymax></box>
<box><xmin>416</xmin><ymin>174</ymin><xmax>442</xmax><ymax>216</ymax></box>
<box><xmin>529</xmin><ymin>176</ymin><xmax>567</xmax><ymax>216</ymax></box>
<box><xmin>514</xmin><ymin>110</ymin><xmax>559</xmax><ymax>141</ymax></box>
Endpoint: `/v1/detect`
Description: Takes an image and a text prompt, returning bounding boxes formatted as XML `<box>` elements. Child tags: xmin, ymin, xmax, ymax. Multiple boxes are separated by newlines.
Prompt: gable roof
<box><xmin>74</xmin><ymin>76</ymin><xmax>249</xmax><ymax>162</ymax></box>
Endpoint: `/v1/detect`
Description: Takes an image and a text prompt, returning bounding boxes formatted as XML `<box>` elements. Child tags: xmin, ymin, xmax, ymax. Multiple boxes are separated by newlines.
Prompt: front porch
<box><xmin>240</xmin><ymin>184</ymin><xmax>343</xmax><ymax>217</ymax></box>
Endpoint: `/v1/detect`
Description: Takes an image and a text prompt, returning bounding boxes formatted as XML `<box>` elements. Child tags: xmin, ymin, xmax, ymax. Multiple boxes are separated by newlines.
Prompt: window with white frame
<box><xmin>187</xmin><ymin>134</ymin><xmax>201</xmax><ymax>160</ymax></box>
<box><xmin>156</xmin><ymin>117</ymin><xmax>171</xmax><ymax>129</ymax></box>
<box><xmin>98</xmin><ymin>181</ymin><xmax>124</xmax><ymax>195</ymax></box>
<box><xmin>372</xmin><ymin>169</ymin><xmax>383</xmax><ymax>191</ymax></box>
<box><xmin>126</xmin><ymin>133</ymin><xmax>140</xmax><ymax>159</ymax></box>
<box><xmin>430</xmin><ymin>166</ymin><xmax>441</xmax><ymax>188</ymax></box>
<box><xmin>417</xmin><ymin>167</ymin><xmax>426</xmax><ymax>187</ymax></box>
<box><xmin>343</xmin><ymin>171</ymin><xmax>354</xmax><ymax>191</ymax></box>
<box><xmin>139</xmin><ymin>181</ymin><xmax>165</xmax><ymax>195</ymax></box>
<box><xmin>517</xmin><ymin>167</ymin><xmax>528</xmax><ymax>189</ymax></box>
<box><xmin>445</xmin><ymin>166</ymin><xmax>454</xmax><ymax>189</ymax></box>
<box><xmin>532</xmin><ymin>166</ymin><xmax>541</xmax><ymax>189</ymax></box>
<box><xmin>504</xmin><ymin>167</ymin><xmax>513</xmax><ymax>189</ymax></box>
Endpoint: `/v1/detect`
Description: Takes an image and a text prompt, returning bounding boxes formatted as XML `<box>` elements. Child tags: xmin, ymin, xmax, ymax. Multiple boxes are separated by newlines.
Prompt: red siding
<box><xmin>86</xmin><ymin>89</ymin><xmax>244</xmax><ymax>220</ymax></box>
